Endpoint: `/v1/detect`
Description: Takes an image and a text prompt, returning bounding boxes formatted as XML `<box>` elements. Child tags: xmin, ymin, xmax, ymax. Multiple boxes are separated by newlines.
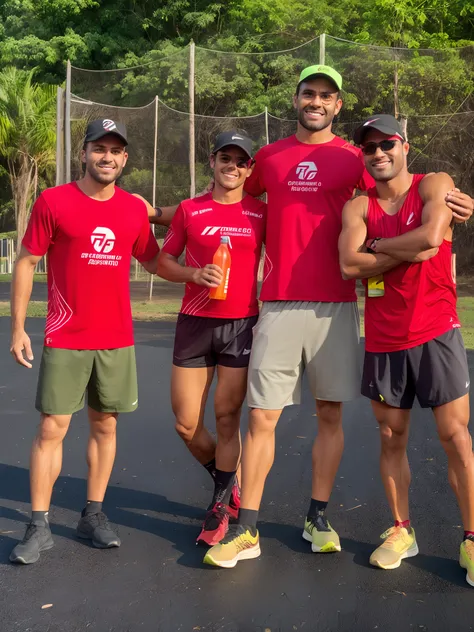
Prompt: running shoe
<box><xmin>196</xmin><ymin>502</ymin><xmax>230</xmax><ymax>546</ymax></box>
<box><xmin>9</xmin><ymin>520</ymin><xmax>54</xmax><ymax>564</ymax></box>
<box><xmin>460</xmin><ymin>536</ymin><xmax>474</xmax><ymax>587</ymax></box>
<box><xmin>76</xmin><ymin>511</ymin><xmax>121</xmax><ymax>548</ymax></box>
<box><xmin>302</xmin><ymin>513</ymin><xmax>341</xmax><ymax>553</ymax></box>
<box><xmin>228</xmin><ymin>479</ymin><xmax>241</xmax><ymax>520</ymax></box>
<box><xmin>203</xmin><ymin>524</ymin><xmax>260</xmax><ymax>568</ymax></box>
<box><xmin>370</xmin><ymin>525</ymin><xmax>418</xmax><ymax>569</ymax></box>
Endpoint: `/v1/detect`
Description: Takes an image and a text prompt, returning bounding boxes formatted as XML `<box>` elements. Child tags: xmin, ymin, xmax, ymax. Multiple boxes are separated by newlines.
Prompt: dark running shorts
<box><xmin>362</xmin><ymin>329</ymin><xmax>470</xmax><ymax>409</ymax></box>
<box><xmin>173</xmin><ymin>313</ymin><xmax>259</xmax><ymax>369</ymax></box>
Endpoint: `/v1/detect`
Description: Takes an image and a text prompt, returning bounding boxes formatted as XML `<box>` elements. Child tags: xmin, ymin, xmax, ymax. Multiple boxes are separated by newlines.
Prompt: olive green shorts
<box><xmin>35</xmin><ymin>346</ymin><xmax>138</xmax><ymax>415</ymax></box>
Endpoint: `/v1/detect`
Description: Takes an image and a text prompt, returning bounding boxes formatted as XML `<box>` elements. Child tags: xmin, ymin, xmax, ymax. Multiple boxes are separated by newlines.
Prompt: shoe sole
<box><xmin>459</xmin><ymin>558</ymin><xmax>474</xmax><ymax>587</ymax></box>
<box><xmin>302</xmin><ymin>529</ymin><xmax>341</xmax><ymax>553</ymax></box>
<box><xmin>76</xmin><ymin>531</ymin><xmax>121</xmax><ymax>549</ymax></box>
<box><xmin>203</xmin><ymin>544</ymin><xmax>261</xmax><ymax>568</ymax></box>
<box><xmin>9</xmin><ymin>540</ymin><xmax>54</xmax><ymax>565</ymax></box>
<box><xmin>370</xmin><ymin>543</ymin><xmax>419</xmax><ymax>570</ymax></box>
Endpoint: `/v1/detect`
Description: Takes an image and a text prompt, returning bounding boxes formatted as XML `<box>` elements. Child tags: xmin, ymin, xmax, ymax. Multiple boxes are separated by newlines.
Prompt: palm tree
<box><xmin>0</xmin><ymin>67</ymin><xmax>56</xmax><ymax>253</ymax></box>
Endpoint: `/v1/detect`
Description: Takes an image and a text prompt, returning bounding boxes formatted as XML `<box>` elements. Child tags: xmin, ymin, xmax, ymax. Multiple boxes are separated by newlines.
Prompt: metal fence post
<box><xmin>319</xmin><ymin>33</ymin><xmax>326</xmax><ymax>65</ymax></box>
<box><xmin>65</xmin><ymin>61</ymin><xmax>72</xmax><ymax>183</ymax></box>
<box><xmin>149</xmin><ymin>96</ymin><xmax>159</xmax><ymax>301</ymax></box>
<box><xmin>189</xmin><ymin>41</ymin><xmax>196</xmax><ymax>198</ymax></box>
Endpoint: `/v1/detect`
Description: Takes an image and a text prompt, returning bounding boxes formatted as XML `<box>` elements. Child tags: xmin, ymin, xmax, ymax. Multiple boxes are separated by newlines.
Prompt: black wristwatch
<box><xmin>154</xmin><ymin>207</ymin><xmax>163</xmax><ymax>219</ymax></box>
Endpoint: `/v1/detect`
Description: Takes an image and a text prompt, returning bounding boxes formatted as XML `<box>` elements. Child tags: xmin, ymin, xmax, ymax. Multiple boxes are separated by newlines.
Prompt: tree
<box><xmin>0</xmin><ymin>67</ymin><xmax>56</xmax><ymax>252</ymax></box>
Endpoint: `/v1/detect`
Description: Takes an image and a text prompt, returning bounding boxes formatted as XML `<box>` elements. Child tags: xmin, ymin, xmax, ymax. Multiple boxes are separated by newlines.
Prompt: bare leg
<box><xmin>30</xmin><ymin>414</ymin><xmax>71</xmax><ymax>511</ymax></box>
<box><xmin>372</xmin><ymin>401</ymin><xmax>411</xmax><ymax>522</ymax></box>
<box><xmin>240</xmin><ymin>408</ymin><xmax>282</xmax><ymax>511</ymax></box>
<box><xmin>311</xmin><ymin>400</ymin><xmax>344</xmax><ymax>502</ymax></box>
<box><xmin>171</xmin><ymin>364</ymin><xmax>215</xmax><ymax>465</ymax></box>
<box><xmin>434</xmin><ymin>394</ymin><xmax>474</xmax><ymax>531</ymax></box>
<box><xmin>86</xmin><ymin>408</ymin><xmax>118</xmax><ymax>502</ymax></box>
<box><xmin>214</xmin><ymin>366</ymin><xmax>247</xmax><ymax>472</ymax></box>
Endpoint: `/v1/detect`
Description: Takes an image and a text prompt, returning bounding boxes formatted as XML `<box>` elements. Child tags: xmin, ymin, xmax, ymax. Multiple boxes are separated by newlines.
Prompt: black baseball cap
<box><xmin>353</xmin><ymin>114</ymin><xmax>406</xmax><ymax>145</ymax></box>
<box><xmin>84</xmin><ymin>119</ymin><xmax>128</xmax><ymax>145</ymax></box>
<box><xmin>212</xmin><ymin>130</ymin><xmax>253</xmax><ymax>159</ymax></box>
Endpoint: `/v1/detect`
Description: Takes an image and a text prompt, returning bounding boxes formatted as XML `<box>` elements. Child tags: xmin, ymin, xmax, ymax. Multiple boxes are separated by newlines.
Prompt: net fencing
<box><xmin>60</xmin><ymin>34</ymin><xmax>474</xmax><ymax>290</ymax></box>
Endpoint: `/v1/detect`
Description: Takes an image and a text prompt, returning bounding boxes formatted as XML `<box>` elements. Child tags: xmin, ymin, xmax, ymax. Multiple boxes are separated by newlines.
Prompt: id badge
<box><xmin>368</xmin><ymin>274</ymin><xmax>385</xmax><ymax>297</ymax></box>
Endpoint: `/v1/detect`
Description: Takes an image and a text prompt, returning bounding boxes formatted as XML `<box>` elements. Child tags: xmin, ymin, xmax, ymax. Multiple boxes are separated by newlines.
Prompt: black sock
<box><xmin>31</xmin><ymin>510</ymin><xmax>49</xmax><ymax>525</ymax></box>
<box><xmin>212</xmin><ymin>469</ymin><xmax>236</xmax><ymax>505</ymax></box>
<box><xmin>203</xmin><ymin>458</ymin><xmax>216</xmax><ymax>481</ymax></box>
<box><xmin>238</xmin><ymin>508</ymin><xmax>258</xmax><ymax>528</ymax></box>
<box><xmin>307</xmin><ymin>499</ymin><xmax>328</xmax><ymax>520</ymax></box>
<box><xmin>83</xmin><ymin>501</ymin><xmax>102</xmax><ymax>516</ymax></box>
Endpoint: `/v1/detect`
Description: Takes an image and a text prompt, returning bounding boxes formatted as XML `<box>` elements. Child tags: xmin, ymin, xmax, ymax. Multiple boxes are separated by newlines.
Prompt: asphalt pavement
<box><xmin>0</xmin><ymin>318</ymin><xmax>473</xmax><ymax>632</ymax></box>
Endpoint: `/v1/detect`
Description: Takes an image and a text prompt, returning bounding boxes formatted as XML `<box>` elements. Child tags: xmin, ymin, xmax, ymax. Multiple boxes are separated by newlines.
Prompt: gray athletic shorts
<box><xmin>247</xmin><ymin>301</ymin><xmax>361</xmax><ymax>409</ymax></box>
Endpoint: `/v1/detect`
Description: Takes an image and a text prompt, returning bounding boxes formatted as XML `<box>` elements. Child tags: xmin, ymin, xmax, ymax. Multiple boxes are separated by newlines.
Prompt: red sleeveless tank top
<box><xmin>365</xmin><ymin>174</ymin><xmax>460</xmax><ymax>353</ymax></box>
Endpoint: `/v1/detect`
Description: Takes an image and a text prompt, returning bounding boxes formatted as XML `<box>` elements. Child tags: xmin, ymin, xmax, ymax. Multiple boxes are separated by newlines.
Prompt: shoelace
<box><xmin>380</xmin><ymin>527</ymin><xmax>407</xmax><ymax>550</ymax></box>
<box><xmin>84</xmin><ymin>511</ymin><xmax>111</xmax><ymax>530</ymax></box>
<box><xmin>221</xmin><ymin>524</ymin><xmax>249</xmax><ymax>545</ymax></box>
<box><xmin>22</xmin><ymin>522</ymin><xmax>40</xmax><ymax>542</ymax></box>
<box><xmin>308</xmin><ymin>512</ymin><xmax>330</xmax><ymax>533</ymax></box>
<box><xmin>203</xmin><ymin>503</ymin><xmax>228</xmax><ymax>531</ymax></box>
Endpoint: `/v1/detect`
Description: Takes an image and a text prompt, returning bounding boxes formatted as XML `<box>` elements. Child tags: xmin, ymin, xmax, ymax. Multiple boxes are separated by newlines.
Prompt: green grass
<box><xmin>0</xmin><ymin>299</ymin><xmax>181</xmax><ymax>321</ymax></box>
<box><xmin>358</xmin><ymin>296</ymin><xmax>474</xmax><ymax>350</ymax></box>
<box><xmin>0</xmin><ymin>273</ymin><xmax>47</xmax><ymax>283</ymax></box>
<box><xmin>0</xmin><ymin>297</ymin><xmax>472</xmax><ymax>348</ymax></box>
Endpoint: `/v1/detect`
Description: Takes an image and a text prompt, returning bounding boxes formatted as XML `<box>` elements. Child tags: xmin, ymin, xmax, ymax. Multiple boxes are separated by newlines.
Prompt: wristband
<box><xmin>368</xmin><ymin>237</ymin><xmax>382</xmax><ymax>253</ymax></box>
<box><xmin>154</xmin><ymin>207</ymin><xmax>163</xmax><ymax>218</ymax></box>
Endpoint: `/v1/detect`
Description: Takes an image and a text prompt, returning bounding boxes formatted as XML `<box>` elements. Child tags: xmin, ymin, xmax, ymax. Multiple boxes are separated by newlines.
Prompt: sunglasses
<box><xmin>361</xmin><ymin>139</ymin><xmax>401</xmax><ymax>155</ymax></box>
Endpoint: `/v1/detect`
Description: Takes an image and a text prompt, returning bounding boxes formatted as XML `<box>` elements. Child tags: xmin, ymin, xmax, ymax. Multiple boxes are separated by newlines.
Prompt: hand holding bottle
<box><xmin>191</xmin><ymin>264</ymin><xmax>223</xmax><ymax>288</ymax></box>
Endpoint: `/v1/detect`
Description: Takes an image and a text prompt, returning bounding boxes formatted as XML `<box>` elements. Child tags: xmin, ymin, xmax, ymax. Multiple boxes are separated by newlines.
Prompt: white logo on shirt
<box><xmin>243</xmin><ymin>349</ymin><xmax>251</xmax><ymax>355</ymax></box>
<box><xmin>295</xmin><ymin>161</ymin><xmax>318</xmax><ymax>181</ymax></box>
<box><xmin>406</xmin><ymin>212</ymin><xmax>415</xmax><ymax>225</ymax></box>
<box><xmin>103</xmin><ymin>119</ymin><xmax>117</xmax><ymax>132</ymax></box>
<box><xmin>466</xmin><ymin>381</ymin><xmax>470</xmax><ymax>389</ymax></box>
<box><xmin>91</xmin><ymin>227</ymin><xmax>116</xmax><ymax>253</ymax></box>
<box><xmin>201</xmin><ymin>226</ymin><xmax>252</xmax><ymax>237</ymax></box>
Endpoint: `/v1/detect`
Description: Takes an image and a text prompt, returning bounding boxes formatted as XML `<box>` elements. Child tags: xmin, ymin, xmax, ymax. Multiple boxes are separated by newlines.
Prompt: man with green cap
<box><xmin>202</xmin><ymin>65</ymin><xmax>473</xmax><ymax>568</ymax></box>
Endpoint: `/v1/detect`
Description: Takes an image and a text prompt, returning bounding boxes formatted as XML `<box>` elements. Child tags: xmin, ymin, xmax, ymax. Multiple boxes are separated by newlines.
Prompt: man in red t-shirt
<box><xmin>339</xmin><ymin>114</ymin><xmax>474</xmax><ymax>586</ymax></box>
<box><xmin>157</xmin><ymin>130</ymin><xmax>265</xmax><ymax>546</ymax></box>
<box><xmin>9</xmin><ymin>119</ymin><xmax>159</xmax><ymax>565</ymax></box>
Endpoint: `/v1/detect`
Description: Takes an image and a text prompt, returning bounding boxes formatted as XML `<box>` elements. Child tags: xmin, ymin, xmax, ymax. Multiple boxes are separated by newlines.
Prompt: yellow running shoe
<box><xmin>302</xmin><ymin>515</ymin><xmax>341</xmax><ymax>553</ymax></box>
<box><xmin>203</xmin><ymin>524</ymin><xmax>260</xmax><ymax>568</ymax></box>
<box><xmin>370</xmin><ymin>526</ymin><xmax>419</xmax><ymax>569</ymax></box>
<box><xmin>460</xmin><ymin>537</ymin><xmax>474</xmax><ymax>587</ymax></box>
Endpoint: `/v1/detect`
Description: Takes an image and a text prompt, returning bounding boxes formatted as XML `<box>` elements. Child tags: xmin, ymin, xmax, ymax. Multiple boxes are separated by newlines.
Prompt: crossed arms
<box><xmin>338</xmin><ymin>172</ymin><xmax>455</xmax><ymax>280</ymax></box>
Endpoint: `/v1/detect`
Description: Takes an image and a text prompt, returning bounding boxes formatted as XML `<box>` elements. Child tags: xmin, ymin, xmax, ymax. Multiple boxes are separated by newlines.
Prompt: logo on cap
<box><xmin>102</xmin><ymin>119</ymin><xmax>117</xmax><ymax>132</ymax></box>
<box><xmin>296</xmin><ymin>161</ymin><xmax>318</xmax><ymax>181</ymax></box>
<box><xmin>363</xmin><ymin>118</ymin><xmax>380</xmax><ymax>126</ymax></box>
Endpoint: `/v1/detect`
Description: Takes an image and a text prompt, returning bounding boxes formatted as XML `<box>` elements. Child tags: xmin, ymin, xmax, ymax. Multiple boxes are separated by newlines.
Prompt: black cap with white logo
<box><xmin>212</xmin><ymin>130</ymin><xmax>253</xmax><ymax>159</ymax></box>
<box><xmin>84</xmin><ymin>119</ymin><xmax>128</xmax><ymax>145</ymax></box>
<box><xmin>353</xmin><ymin>114</ymin><xmax>406</xmax><ymax>145</ymax></box>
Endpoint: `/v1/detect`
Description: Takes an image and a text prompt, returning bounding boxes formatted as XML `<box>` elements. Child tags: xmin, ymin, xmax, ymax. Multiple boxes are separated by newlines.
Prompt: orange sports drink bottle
<box><xmin>209</xmin><ymin>236</ymin><xmax>231</xmax><ymax>300</ymax></box>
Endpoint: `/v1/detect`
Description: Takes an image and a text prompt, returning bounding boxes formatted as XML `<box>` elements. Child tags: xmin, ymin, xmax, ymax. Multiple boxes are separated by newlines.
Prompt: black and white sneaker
<box><xmin>10</xmin><ymin>521</ymin><xmax>54</xmax><ymax>564</ymax></box>
<box><xmin>76</xmin><ymin>511</ymin><xmax>121</xmax><ymax>549</ymax></box>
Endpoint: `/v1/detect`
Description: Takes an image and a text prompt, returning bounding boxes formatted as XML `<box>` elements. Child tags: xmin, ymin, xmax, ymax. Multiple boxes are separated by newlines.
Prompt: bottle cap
<box><xmin>220</xmin><ymin>236</ymin><xmax>230</xmax><ymax>244</ymax></box>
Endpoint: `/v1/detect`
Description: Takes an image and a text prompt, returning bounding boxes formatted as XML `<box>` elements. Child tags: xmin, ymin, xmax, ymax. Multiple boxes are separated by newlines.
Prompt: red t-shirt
<box><xmin>161</xmin><ymin>193</ymin><xmax>266</xmax><ymax>318</ymax></box>
<box><xmin>244</xmin><ymin>134</ymin><xmax>374</xmax><ymax>302</ymax></box>
<box><xmin>22</xmin><ymin>182</ymin><xmax>159</xmax><ymax>350</ymax></box>
<box><xmin>365</xmin><ymin>174</ymin><xmax>460</xmax><ymax>353</ymax></box>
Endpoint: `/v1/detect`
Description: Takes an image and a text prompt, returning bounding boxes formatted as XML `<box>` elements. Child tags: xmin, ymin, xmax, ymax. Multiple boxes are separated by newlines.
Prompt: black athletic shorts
<box><xmin>173</xmin><ymin>313</ymin><xmax>259</xmax><ymax>368</ymax></box>
<box><xmin>361</xmin><ymin>329</ymin><xmax>470</xmax><ymax>409</ymax></box>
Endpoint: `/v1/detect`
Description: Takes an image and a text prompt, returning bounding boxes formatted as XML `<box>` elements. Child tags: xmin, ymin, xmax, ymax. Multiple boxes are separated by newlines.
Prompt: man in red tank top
<box><xmin>339</xmin><ymin>114</ymin><xmax>474</xmax><ymax>587</ymax></box>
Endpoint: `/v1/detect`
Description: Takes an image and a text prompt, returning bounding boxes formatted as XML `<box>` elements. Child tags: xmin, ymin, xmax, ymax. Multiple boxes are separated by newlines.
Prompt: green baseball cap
<box><xmin>298</xmin><ymin>65</ymin><xmax>343</xmax><ymax>91</ymax></box>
